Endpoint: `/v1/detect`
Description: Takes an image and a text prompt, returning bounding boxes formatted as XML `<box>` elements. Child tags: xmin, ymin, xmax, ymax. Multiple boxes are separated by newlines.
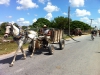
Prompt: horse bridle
<box><xmin>5</xmin><ymin>24</ymin><xmax>13</xmax><ymax>35</ymax></box>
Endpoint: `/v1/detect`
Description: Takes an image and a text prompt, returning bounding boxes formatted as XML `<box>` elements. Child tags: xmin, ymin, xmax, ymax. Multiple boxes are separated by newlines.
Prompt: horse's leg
<box><xmin>30</xmin><ymin>39</ymin><xmax>36</xmax><ymax>57</ymax></box>
<box><xmin>9</xmin><ymin>46</ymin><xmax>20</xmax><ymax>67</ymax></box>
<box><xmin>20</xmin><ymin>46</ymin><xmax>26</xmax><ymax>60</ymax></box>
<box><xmin>18</xmin><ymin>40</ymin><xmax>26</xmax><ymax>59</ymax></box>
<box><xmin>10</xmin><ymin>41</ymin><xmax>26</xmax><ymax>67</ymax></box>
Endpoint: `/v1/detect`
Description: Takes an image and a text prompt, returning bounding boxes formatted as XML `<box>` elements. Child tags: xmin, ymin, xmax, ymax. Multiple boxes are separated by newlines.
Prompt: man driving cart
<box><xmin>38</xmin><ymin>25</ymin><xmax>51</xmax><ymax>48</ymax></box>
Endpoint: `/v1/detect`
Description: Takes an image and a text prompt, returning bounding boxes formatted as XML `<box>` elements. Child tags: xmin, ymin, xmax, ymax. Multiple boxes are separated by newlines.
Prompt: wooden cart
<box><xmin>28</xmin><ymin>28</ymin><xmax>65</xmax><ymax>55</ymax></box>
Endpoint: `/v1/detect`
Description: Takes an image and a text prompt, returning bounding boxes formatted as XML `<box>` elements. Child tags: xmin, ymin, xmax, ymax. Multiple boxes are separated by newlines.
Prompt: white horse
<box><xmin>4</xmin><ymin>23</ymin><xmax>38</xmax><ymax>67</ymax></box>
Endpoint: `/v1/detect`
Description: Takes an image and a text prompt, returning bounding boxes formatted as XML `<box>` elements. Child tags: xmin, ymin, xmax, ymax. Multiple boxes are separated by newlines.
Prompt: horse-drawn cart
<box><xmin>28</xmin><ymin>28</ymin><xmax>65</xmax><ymax>55</ymax></box>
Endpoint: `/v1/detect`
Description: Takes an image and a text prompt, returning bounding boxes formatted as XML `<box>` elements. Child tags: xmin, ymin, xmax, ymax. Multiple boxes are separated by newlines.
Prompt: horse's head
<box><xmin>4</xmin><ymin>23</ymin><xmax>13</xmax><ymax>38</ymax></box>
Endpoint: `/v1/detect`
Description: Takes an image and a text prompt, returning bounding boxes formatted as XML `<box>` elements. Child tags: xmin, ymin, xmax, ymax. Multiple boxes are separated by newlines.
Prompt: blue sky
<box><xmin>0</xmin><ymin>0</ymin><xmax>100</xmax><ymax>28</ymax></box>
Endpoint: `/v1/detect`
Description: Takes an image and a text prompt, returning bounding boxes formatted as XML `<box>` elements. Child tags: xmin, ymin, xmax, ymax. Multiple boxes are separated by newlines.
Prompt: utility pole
<box><xmin>90</xmin><ymin>19</ymin><xmax>94</xmax><ymax>27</ymax></box>
<box><xmin>68</xmin><ymin>6</ymin><xmax>70</xmax><ymax>35</ymax></box>
<box><xmin>90</xmin><ymin>19</ymin><xmax>94</xmax><ymax>31</ymax></box>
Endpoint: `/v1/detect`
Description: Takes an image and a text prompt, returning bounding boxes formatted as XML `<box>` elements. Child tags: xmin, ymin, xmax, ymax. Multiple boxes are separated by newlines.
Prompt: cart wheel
<box><xmin>48</xmin><ymin>44</ymin><xmax>54</xmax><ymax>55</ymax></box>
<box><xmin>59</xmin><ymin>39</ymin><xmax>65</xmax><ymax>50</ymax></box>
<box><xmin>28</xmin><ymin>44</ymin><xmax>33</xmax><ymax>53</ymax></box>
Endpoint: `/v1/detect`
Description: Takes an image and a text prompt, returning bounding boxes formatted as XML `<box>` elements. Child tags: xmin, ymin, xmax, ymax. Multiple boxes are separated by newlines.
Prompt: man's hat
<box><xmin>43</xmin><ymin>25</ymin><xmax>47</xmax><ymax>28</ymax></box>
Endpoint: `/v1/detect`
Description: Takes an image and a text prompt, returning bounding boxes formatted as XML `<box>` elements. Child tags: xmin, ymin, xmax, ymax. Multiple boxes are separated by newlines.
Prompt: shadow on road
<box><xmin>34</xmin><ymin>48</ymin><xmax>50</xmax><ymax>55</ymax></box>
<box><xmin>0</xmin><ymin>48</ymin><xmax>54</xmax><ymax>65</ymax></box>
<box><xmin>88</xmin><ymin>39</ymin><xmax>94</xmax><ymax>41</ymax></box>
<box><xmin>96</xmin><ymin>52</ymin><xmax>100</xmax><ymax>53</ymax></box>
<box><xmin>0</xmin><ymin>54</ymin><xmax>24</xmax><ymax>64</ymax></box>
<box><xmin>0</xmin><ymin>52</ymin><xmax>31</xmax><ymax>64</ymax></box>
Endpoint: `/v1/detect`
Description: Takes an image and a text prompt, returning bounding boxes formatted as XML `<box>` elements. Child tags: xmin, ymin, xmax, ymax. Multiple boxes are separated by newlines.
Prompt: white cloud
<box><xmin>38</xmin><ymin>0</ymin><xmax>50</xmax><ymax>4</ymax></box>
<box><xmin>69</xmin><ymin>0</ymin><xmax>84</xmax><ymax>7</ymax></box>
<box><xmin>0</xmin><ymin>0</ymin><xmax>10</xmax><ymax>5</ymax></box>
<box><xmin>80</xmin><ymin>17</ymin><xmax>100</xmax><ymax>28</ymax></box>
<box><xmin>32</xmin><ymin>18</ymin><xmax>37</xmax><ymax>23</ymax></box>
<box><xmin>45</xmin><ymin>13</ymin><xmax>52</xmax><ymax>20</ymax></box>
<box><xmin>9</xmin><ymin>21</ymin><xmax>15</xmax><ymax>24</ymax></box>
<box><xmin>27</xmin><ymin>13</ymin><xmax>30</xmax><ymax>15</ymax></box>
<box><xmin>44</xmin><ymin>2</ymin><xmax>59</xmax><ymax>13</ymax></box>
<box><xmin>98</xmin><ymin>9</ymin><xmax>100</xmax><ymax>13</ymax></box>
<box><xmin>0</xmin><ymin>22</ymin><xmax>3</xmax><ymax>25</ymax></box>
<box><xmin>75</xmin><ymin>9</ymin><xmax>91</xmax><ymax>17</ymax></box>
<box><xmin>94</xmin><ymin>18</ymin><xmax>100</xmax><ymax>27</ymax></box>
<box><xmin>17</xmin><ymin>18</ymin><xmax>24</xmax><ymax>22</ymax></box>
<box><xmin>34</xmin><ymin>14</ymin><xmax>37</xmax><ymax>16</ymax></box>
<box><xmin>80</xmin><ymin>17</ymin><xmax>90</xmax><ymax>24</ymax></box>
<box><xmin>17</xmin><ymin>18</ymin><xmax>30</xmax><ymax>26</ymax></box>
<box><xmin>16</xmin><ymin>0</ymin><xmax>39</xmax><ymax>10</ymax></box>
<box><xmin>38</xmin><ymin>0</ymin><xmax>46</xmax><ymax>4</ymax></box>
<box><xmin>6</xmin><ymin>16</ymin><xmax>12</xmax><ymax>18</ymax></box>
<box><xmin>63</xmin><ymin>12</ymin><xmax>67</xmax><ymax>15</ymax></box>
<box><xmin>97</xmin><ymin>18</ymin><xmax>100</xmax><ymax>22</ymax></box>
<box><xmin>9</xmin><ymin>16</ymin><xmax>12</xmax><ymax>18</ymax></box>
<box><xmin>80</xmin><ymin>17</ymin><xmax>95</xmax><ymax>25</ymax></box>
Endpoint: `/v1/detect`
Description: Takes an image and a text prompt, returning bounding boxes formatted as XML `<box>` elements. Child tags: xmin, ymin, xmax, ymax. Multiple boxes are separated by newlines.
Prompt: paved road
<box><xmin>0</xmin><ymin>34</ymin><xmax>100</xmax><ymax>75</ymax></box>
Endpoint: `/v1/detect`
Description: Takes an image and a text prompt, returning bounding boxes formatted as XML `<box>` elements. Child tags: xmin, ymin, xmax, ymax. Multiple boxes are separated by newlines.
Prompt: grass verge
<box><xmin>0</xmin><ymin>42</ymin><xmax>28</xmax><ymax>55</ymax></box>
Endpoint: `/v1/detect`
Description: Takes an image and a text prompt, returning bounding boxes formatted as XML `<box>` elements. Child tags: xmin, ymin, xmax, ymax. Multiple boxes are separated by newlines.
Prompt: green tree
<box><xmin>32</xmin><ymin>18</ymin><xmax>51</xmax><ymax>28</ymax></box>
<box><xmin>22</xmin><ymin>26</ymin><xmax>28</xmax><ymax>29</ymax></box>
<box><xmin>0</xmin><ymin>22</ymin><xmax>7</xmax><ymax>35</ymax></box>
<box><xmin>51</xmin><ymin>16</ymin><xmax>71</xmax><ymax>29</ymax></box>
<box><xmin>70</xmin><ymin>20</ymin><xmax>90</xmax><ymax>30</ymax></box>
<box><xmin>13</xmin><ymin>23</ymin><xmax>19</xmax><ymax>28</ymax></box>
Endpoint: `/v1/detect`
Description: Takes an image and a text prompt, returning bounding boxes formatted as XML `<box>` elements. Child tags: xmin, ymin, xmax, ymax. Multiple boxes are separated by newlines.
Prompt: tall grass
<box><xmin>0</xmin><ymin>41</ymin><xmax>28</xmax><ymax>55</ymax></box>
